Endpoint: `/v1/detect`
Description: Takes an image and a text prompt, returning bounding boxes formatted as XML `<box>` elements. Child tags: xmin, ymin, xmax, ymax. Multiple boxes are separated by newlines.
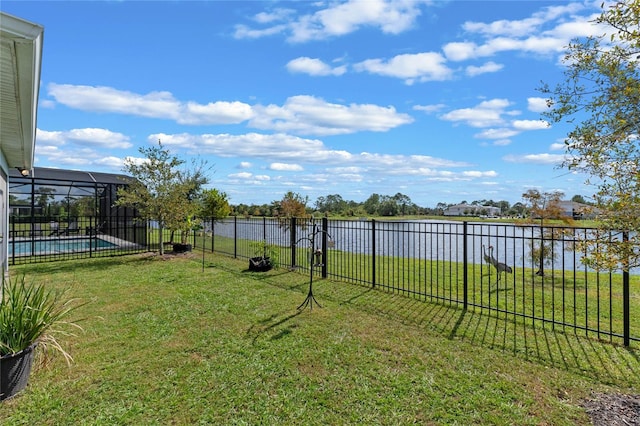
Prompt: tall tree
<box><xmin>362</xmin><ymin>193</ymin><xmax>381</xmax><ymax>215</ymax></box>
<box><xmin>393</xmin><ymin>193</ymin><xmax>412</xmax><ymax>215</ymax></box>
<box><xmin>540</xmin><ymin>1</ymin><xmax>640</xmax><ymax>270</ymax></box>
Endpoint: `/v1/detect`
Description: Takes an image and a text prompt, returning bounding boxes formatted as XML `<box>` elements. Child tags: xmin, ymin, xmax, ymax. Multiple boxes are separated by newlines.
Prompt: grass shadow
<box><xmin>246</xmin><ymin>310</ymin><xmax>303</xmax><ymax>345</ymax></box>
<box><xmin>321</xmin><ymin>277</ymin><xmax>640</xmax><ymax>388</ymax></box>
<box><xmin>197</xmin><ymin>253</ymin><xmax>640</xmax><ymax>388</ymax></box>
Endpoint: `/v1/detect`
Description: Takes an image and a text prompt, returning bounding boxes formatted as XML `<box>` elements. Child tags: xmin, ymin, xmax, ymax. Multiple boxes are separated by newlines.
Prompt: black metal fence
<box><xmin>206</xmin><ymin>217</ymin><xmax>639</xmax><ymax>347</ymax></box>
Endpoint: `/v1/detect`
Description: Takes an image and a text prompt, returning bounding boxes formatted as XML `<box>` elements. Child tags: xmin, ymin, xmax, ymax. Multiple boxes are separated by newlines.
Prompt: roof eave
<box><xmin>0</xmin><ymin>12</ymin><xmax>44</xmax><ymax>173</ymax></box>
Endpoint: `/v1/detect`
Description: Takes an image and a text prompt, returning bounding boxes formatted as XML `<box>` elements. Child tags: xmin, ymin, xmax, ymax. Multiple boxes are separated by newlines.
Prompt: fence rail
<box><xmin>206</xmin><ymin>217</ymin><xmax>639</xmax><ymax>347</ymax></box>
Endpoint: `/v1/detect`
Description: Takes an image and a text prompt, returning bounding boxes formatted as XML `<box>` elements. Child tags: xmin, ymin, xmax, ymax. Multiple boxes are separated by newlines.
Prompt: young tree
<box><xmin>167</xmin><ymin>163</ymin><xmax>210</xmax><ymax>245</ymax></box>
<box><xmin>521</xmin><ymin>190</ymin><xmax>573</xmax><ymax>276</ymax></box>
<box><xmin>540</xmin><ymin>1</ymin><xmax>640</xmax><ymax>270</ymax></box>
<box><xmin>274</xmin><ymin>191</ymin><xmax>309</xmax><ymax>228</ymax></box>
<box><xmin>200</xmin><ymin>188</ymin><xmax>231</xmax><ymax>222</ymax></box>
<box><xmin>115</xmin><ymin>141</ymin><xmax>207</xmax><ymax>255</ymax></box>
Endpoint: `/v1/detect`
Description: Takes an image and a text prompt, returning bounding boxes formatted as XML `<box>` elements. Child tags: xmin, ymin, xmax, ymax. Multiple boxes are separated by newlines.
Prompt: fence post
<box><xmin>321</xmin><ymin>217</ymin><xmax>328</xmax><ymax>278</ymax></box>
<box><xmin>623</xmin><ymin>231</ymin><xmax>630</xmax><ymax>347</ymax></box>
<box><xmin>233</xmin><ymin>216</ymin><xmax>237</xmax><ymax>259</ymax></box>
<box><xmin>463</xmin><ymin>221</ymin><xmax>468</xmax><ymax>310</ymax></box>
<box><xmin>89</xmin><ymin>216</ymin><xmax>94</xmax><ymax>258</ymax></box>
<box><xmin>263</xmin><ymin>216</ymin><xmax>267</xmax><ymax>244</ymax></box>
<box><xmin>371</xmin><ymin>219</ymin><xmax>376</xmax><ymax>288</ymax></box>
<box><xmin>290</xmin><ymin>217</ymin><xmax>297</xmax><ymax>268</ymax></box>
<box><xmin>211</xmin><ymin>217</ymin><xmax>215</xmax><ymax>253</ymax></box>
<box><xmin>10</xmin><ymin>215</ymin><xmax>15</xmax><ymax>266</ymax></box>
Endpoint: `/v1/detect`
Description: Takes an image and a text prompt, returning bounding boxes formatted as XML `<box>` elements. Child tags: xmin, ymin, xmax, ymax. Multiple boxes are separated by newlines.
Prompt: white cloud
<box><xmin>270</xmin><ymin>163</ymin><xmax>303</xmax><ymax>171</ymax></box>
<box><xmin>440</xmin><ymin>98</ymin><xmax>514</xmax><ymax>128</ymax></box>
<box><xmin>250</xmin><ymin>95</ymin><xmax>413</xmax><ymax>136</ymax></box>
<box><xmin>234</xmin><ymin>0</ymin><xmax>429</xmax><ymax>43</ymax></box>
<box><xmin>286</xmin><ymin>57</ymin><xmax>347</xmax><ymax>76</ymax></box>
<box><xmin>442</xmin><ymin>41</ymin><xmax>477</xmax><ymax>62</ymax></box>
<box><xmin>462</xmin><ymin>170</ymin><xmax>498</xmax><ymax>178</ymax></box>
<box><xmin>95</xmin><ymin>156</ymin><xmax>125</xmax><ymax>168</ymax></box>
<box><xmin>413</xmin><ymin>104</ymin><xmax>446</xmax><ymax>113</ymax></box>
<box><xmin>354</xmin><ymin>52</ymin><xmax>452</xmax><ymax>84</ymax></box>
<box><xmin>233</xmin><ymin>24</ymin><xmax>287</xmax><ymax>39</ymax></box>
<box><xmin>238</xmin><ymin>161</ymin><xmax>252</xmax><ymax>169</ymax></box>
<box><xmin>463</xmin><ymin>3</ymin><xmax>586</xmax><ymax>37</ymax></box>
<box><xmin>39</xmin><ymin>99</ymin><xmax>56</xmax><ymax>109</ymax></box>
<box><xmin>149</xmin><ymin>131</ymin><xmax>491</xmax><ymax>183</ymax></box>
<box><xmin>47</xmin><ymin>84</ymin><xmax>411</xmax><ymax>137</ymax></box>
<box><xmin>527</xmin><ymin>97</ymin><xmax>550</xmax><ymax>113</ymax></box>
<box><xmin>465</xmin><ymin>61</ymin><xmax>503</xmax><ymax>76</ymax></box>
<box><xmin>47</xmin><ymin>84</ymin><xmax>253</xmax><ymax>125</ymax></box>
<box><xmin>229</xmin><ymin>172</ymin><xmax>253</xmax><ymax>179</ymax></box>
<box><xmin>475</xmin><ymin>128</ymin><xmax>519</xmax><ymax>140</ymax></box>
<box><xmin>512</xmin><ymin>119</ymin><xmax>549</xmax><ymax>130</ymax></box>
<box><xmin>448</xmin><ymin>3</ymin><xmax>599</xmax><ymax>63</ymax></box>
<box><xmin>253</xmin><ymin>9</ymin><xmax>295</xmax><ymax>24</ymax></box>
<box><xmin>123</xmin><ymin>156</ymin><xmax>152</xmax><ymax>168</ymax></box>
<box><xmin>37</xmin><ymin>128</ymin><xmax>132</xmax><ymax>149</ymax></box>
<box><xmin>300</xmin><ymin>0</ymin><xmax>427</xmax><ymax>42</ymax></box>
<box><xmin>181</xmin><ymin>101</ymin><xmax>254</xmax><ymax>125</ymax></box>
<box><xmin>503</xmin><ymin>153</ymin><xmax>566</xmax><ymax>164</ymax></box>
<box><xmin>326</xmin><ymin>166</ymin><xmax>365</xmax><ymax>174</ymax></box>
<box><xmin>34</xmin><ymin>141</ymin><xmax>107</xmax><ymax>168</ymax></box>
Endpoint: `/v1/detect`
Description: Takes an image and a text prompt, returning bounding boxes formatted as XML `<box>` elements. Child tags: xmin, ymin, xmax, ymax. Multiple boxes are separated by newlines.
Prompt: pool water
<box><xmin>9</xmin><ymin>238</ymin><xmax>117</xmax><ymax>256</ymax></box>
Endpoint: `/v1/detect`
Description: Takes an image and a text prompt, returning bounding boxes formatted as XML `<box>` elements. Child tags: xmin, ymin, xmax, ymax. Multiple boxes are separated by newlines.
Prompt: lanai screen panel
<box><xmin>7</xmin><ymin>167</ymin><xmax>146</xmax><ymax>263</ymax></box>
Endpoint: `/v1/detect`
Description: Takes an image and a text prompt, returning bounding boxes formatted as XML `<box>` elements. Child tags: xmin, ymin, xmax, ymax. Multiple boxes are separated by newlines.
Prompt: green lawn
<box><xmin>1</xmin><ymin>252</ymin><xmax>638</xmax><ymax>425</ymax></box>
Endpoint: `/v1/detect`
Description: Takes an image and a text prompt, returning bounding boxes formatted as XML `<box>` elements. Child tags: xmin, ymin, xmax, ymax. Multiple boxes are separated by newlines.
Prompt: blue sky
<box><xmin>3</xmin><ymin>1</ymin><xmax>605</xmax><ymax>207</ymax></box>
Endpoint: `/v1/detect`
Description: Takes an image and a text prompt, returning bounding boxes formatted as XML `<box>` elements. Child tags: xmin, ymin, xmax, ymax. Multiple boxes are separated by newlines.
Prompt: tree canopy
<box><xmin>200</xmin><ymin>188</ymin><xmax>231</xmax><ymax>222</ymax></box>
<box><xmin>541</xmin><ymin>0</ymin><xmax>640</xmax><ymax>269</ymax></box>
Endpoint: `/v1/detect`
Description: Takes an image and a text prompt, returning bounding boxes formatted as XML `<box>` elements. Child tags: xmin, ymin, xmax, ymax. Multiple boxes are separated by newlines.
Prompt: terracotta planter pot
<box><xmin>1</xmin><ymin>343</ymin><xmax>37</xmax><ymax>401</ymax></box>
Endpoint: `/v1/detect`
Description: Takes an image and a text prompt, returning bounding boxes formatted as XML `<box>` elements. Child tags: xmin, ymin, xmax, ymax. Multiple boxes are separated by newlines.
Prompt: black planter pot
<box><xmin>1</xmin><ymin>343</ymin><xmax>37</xmax><ymax>401</ymax></box>
<box><xmin>172</xmin><ymin>243</ymin><xmax>192</xmax><ymax>253</ymax></box>
<box><xmin>249</xmin><ymin>256</ymin><xmax>272</xmax><ymax>272</ymax></box>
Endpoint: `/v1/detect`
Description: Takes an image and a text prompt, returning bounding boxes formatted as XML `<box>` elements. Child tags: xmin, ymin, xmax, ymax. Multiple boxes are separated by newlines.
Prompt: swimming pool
<box><xmin>9</xmin><ymin>237</ymin><xmax>118</xmax><ymax>256</ymax></box>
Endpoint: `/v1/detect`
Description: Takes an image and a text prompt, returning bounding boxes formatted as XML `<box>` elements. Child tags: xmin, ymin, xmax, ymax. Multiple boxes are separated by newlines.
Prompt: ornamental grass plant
<box><xmin>0</xmin><ymin>275</ymin><xmax>84</xmax><ymax>363</ymax></box>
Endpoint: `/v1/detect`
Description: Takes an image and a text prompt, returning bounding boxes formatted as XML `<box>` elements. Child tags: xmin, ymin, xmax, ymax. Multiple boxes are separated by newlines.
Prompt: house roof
<box><xmin>9</xmin><ymin>167</ymin><xmax>134</xmax><ymax>187</ymax></box>
<box><xmin>0</xmin><ymin>12</ymin><xmax>43</xmax><ymax>173</ymax></box>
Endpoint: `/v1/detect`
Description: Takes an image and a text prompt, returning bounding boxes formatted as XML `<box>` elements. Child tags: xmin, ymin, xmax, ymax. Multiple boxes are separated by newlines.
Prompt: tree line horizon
<box><xmin>228</xmin><ymin>192</ymin><xmax>591</xmax><ymax>218</ymax></box>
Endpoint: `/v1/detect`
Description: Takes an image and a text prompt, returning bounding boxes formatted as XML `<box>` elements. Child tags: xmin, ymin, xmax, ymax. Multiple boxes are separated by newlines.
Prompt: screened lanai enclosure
<box><xmin>8</xmin><ymin>167</ymin><xmax>147</xmax><ymax>264</ymax></box>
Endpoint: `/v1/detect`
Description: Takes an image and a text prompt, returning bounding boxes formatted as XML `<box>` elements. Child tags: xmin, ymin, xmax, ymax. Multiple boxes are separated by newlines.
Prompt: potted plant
<box><xmin>173</xmin><ymin>216</ymin><xmax>199</xmax><ymax>253</ymax></box>
<box><xmin>248</xmin><ymin>240</ymin><xmax>278</xmax><ymax>272</ymax></box>
<box><xmin>0</xmin><ymin>275</ymin><xmax>83</xmax><ymax>401</ymax></box>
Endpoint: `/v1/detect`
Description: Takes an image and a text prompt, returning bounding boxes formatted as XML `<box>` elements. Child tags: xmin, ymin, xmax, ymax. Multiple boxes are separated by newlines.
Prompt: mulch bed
<box><xmin>583</xmin><ymin>393</ymin><xmax>640</xmax><ymax>425</ymax></box>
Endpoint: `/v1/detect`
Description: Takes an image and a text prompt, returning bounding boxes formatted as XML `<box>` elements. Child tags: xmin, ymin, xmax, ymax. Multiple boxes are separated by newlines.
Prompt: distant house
<box><xmin>557</xmin><ymin>201</ymin><xmax>596</xmax><ymax>220</ymax></box>
<box><xmin>443</xmin><ymin>204</ymin><xmax>501</xmax><ymax>217</ymax></box>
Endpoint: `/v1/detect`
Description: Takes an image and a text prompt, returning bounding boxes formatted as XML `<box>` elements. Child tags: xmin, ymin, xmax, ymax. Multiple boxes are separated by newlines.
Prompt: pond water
<box><xmin>211</xmin><ymin>219</ymin><xmax>636</xmax><ymax>275</ymax></box>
